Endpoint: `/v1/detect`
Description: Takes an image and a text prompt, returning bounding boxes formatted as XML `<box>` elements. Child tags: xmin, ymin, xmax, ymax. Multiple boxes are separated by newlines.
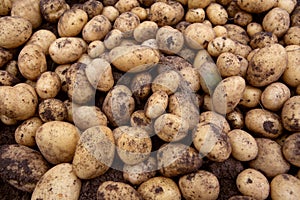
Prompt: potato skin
<box><xmin>82</xmin><ymin>15</ymin><xmax>111</xmax><ymax>42</ymax></box>
<box><xmin>283</xmin><ymin>132</ymin><xmax>300</xmax><ymax>167</ymax></box>
<box><xmin>281</xmin><ymin>96</ymin><xmax>300</xmax><ymax>132</ymax></box>
<box><xmin>237</xmin><ymin>0</ymin><xmax>277</xmax><ymax>13</ymax></box>
<box><xmin>271</xmin><ymin>174</ymin><xmax>300</xmax><ymax>200</ymax></box>
<box><xmin>0</xmin><ymin>144</ymin><xmax>49</xmax><ymax>192</ymax></box>
<box><xmin>0</xmin><ymin>16</ymin><xmax>32</xmax><ymax>49</ymax></box>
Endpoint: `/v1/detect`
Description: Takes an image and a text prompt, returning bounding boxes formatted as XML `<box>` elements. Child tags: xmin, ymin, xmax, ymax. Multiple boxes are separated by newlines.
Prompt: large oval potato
<box><xmin>237</xmin><ymin>0</ymin><xmax>277</xmax><ymax>13</ymax></box>
<box><xmin>0</xmin><ymin>16</ymin><xmax>32</xmax><ymax>49</ymax></box>
<box><xmin>109</xmin><ymin>45</ymin><xmax>160</xmax><ymax>72</ymax></box>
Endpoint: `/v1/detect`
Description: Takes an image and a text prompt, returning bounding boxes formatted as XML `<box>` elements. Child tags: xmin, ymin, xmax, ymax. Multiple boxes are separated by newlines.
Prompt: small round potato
<box><xmin>206</xmin><ymin>3</ymin><xmax>228</xmax><ymax>25</ymax></box>
<box><xmin>97</xmin><ymin>181</ymin><xmax>142</xmax><ymax>200</ymax></box>
<box><xmin>87</xmin><ymin>40</ymin><xmax>105</xmax><ymax>58</ymax></box>
<box><xmin>36</xmin><ymin>71</ymin><xmax>61</xmax><ymax>99</ymax></box>
<box><xmin>226</xmin><ymin>108</ymin><xmax>244</xmax><ymax>129</ymax></box>
<box><xmin>81</xmin><ymin>0</ymin><xmax>103</xmax><ymax>19</ymax></box>
<box><xmin>15</xmin><ymin>117</ymin><xmax>43</xmax><ymax>147</ymax></box>
<box><xmin>134</xmin><ymin>21</ymin><xmax>158</xmax><ymax>42</ymax></box>
<box><xmin>225</xmin><ymin>24</ymin><xmax>250</xmax><ymax>45</ymax></box>
<box><xmin>58</xmin><ymin>8</ymin><xmax>88</xmax><ymax>37</ymax></box>
<box><xmin>234</xmin><ymin>11</ymin><xmax>253</xmax><ymax>27</ymax></box>
<box><xmin>130</xmin><ymin>110</ymin><xmax>154</xmax><ymax>135</ymax></box>
<box><xmin>276</xmin><ymin>0</ymin><xmax>297</xmax><ymax>13</ymax></box>
<box><xmin>72</xmin><ymin>126</ymin><xmax>115</xmax><ymax>179</ymax></box>
<box><xmin>113</xmin><ymin>12</ymin><xmax>140</xmax><ymax>37</ymax></box>
<box><xmin>284</xmin><ymin>26</ymin><xmax>300</xmax><ymax>45</ymax></box>
<box><xmin>82</xmin><ymin>15</ymin><xmax>111</xmax><ymax>42</ymax></box>
<box><xmin>73</xmin><ymin>106</ymin><xmax>107</xmax><ymax>130</ymax></box>
<box><xmin>246</xmin><ymin>22</ymin><xmax>263</xmax><ymax>37</ymax></box>
<box><xmin>38</xmin><ymin>98</ymin><xmax>67</xmax><ymax>122</ymax></box>
<box><xmin>138</xmin><ymin>177</ymin><xmax>181</xmax><ymax>200</ymax></box>
<box><xmin>207</xmin><ymin>37</ymin><xmax>236</xmax><ymax>57</ymax></box>
<box><xmin>115</xmin><ymin>0</ymin><xmax>139</xmax><ymax>13</ymax></box>
<box><xmin>283</xmin><ymin>132</ymin><xmax>300</xmax><ymax>167</ymax></box>
<box><xmin>185</xmin><ymin>8</ymin><xmax>205</xmax><ymax>23</ymax></box>
<box><xmin>228</xmin><ymin>129</ymin><xmax>258</xmax><ymax>161</ymax></box>
<box><xmin>36</xmin><ymin>121</ymin><xmax>80</xmax><ymax>164</ymax></box>
<box><xmin>239</xmin><ymin>85</ymin><xmax>262</xmax><ymax>108</ymax></box>
<box><xmin>40</xmin><ymin>0</ymin><xmax>69</xmax><ymax>23</ymax></box>
<box><xmin>0</xmin><ymin>70</ymin><xmax>19</xmax><ymax>86</ymax></box>
<box><xmin>213</xmin><ymin>25</ymin><xmax>228</xmax><ymax>37</ymax></box>
<box><xmin>184</xmin><ymin>23</ymin><xmax>215</xmax><ymax>49</ymax></box>
<box><xmin>144</xmin><ymin>90</ymin><xmax>168</xmax><ymax>119</ymax></box>
<box><xmin>249</xmin><ymin>138</ymin><xmax>290</xmax><ymax>177</ymax></box>
<box><xmin>179</xmin><ymin>170</ymin><xmax>220</xmax><ymax>200</ymax></box>
<box><xmin>216</xmin><ymin>52</ymin><xmax>241</xmax><ymax>77</ymax></box>
<box><xmin>31</xmin><ymin>163</ymin><xmax>81</xmax><ymax>200</ymax></box>
<box><xmin>250</xmin><ymin>31</ymin><xmax>278</xmax><ymax>49</ymax></box>
<box><xmin>236</xmin><ymin>168</ymin><xmax>270</xmax><ymax>200</ymax></box>
<box><xmin>0</xmin><ymin>16</ymin><xmax>32</xmax><ymax>49</ymax></box>
<box><xmin>271</xmin><ymin>174</ymin><xmax>300</xmax><ymax>200</ymax></box>
<box><xmin>281</xmin><ymin>96</ymin><xmax>300</xmax><ymax>132</ymax></box>
<box><xmin>156</xmin><ymin>26</ymin><xmax>184</xmax><ymax>54</ymax></box>
<box><xmin>102</xmin><ymin>6</ymin><xmax>119</xmax><ymax>22</ymax></box>
<box><xmin>152</xmin><ymin>70</ymin><xmax>181</xmax><ymax>95</ymax></box>
<box><xmin>199</xmin><ymin>111</ymin><xmax>231</xmax><ymax>134</ymax></box>
<box><xmin>131</xmin><ymin>7</ymin><xmax>147</xmax><ymax>21</ymax></box>
<box><xmin>130</xmin><ymin>72</ymin><xmax>152</xmax><ymax>101</ymax></box>
<box><xmin>104</xmin><ymin>29</ymin><xmax>123</xmax><ymax>49</ymax></box>
<box><xmin>26</xmin><ymin>29</ymin><xmax>57</xmax><ymax>55</ymax></box>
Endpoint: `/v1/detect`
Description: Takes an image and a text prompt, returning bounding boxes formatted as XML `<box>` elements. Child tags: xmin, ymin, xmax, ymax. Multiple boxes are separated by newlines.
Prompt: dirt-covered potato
<box><xmin>97</xmin><ymin>181</ymin><xmax>142</xmax><ymax>200</ymax></box>
<box><xmin>0</xmin><ymin>0</ymin><xmax>13</xmax><ymax>15</ymax></box>
<box><xmin>184</xmin><ymin>23</ymin><xmax>215</xmax><ymax>49</ymax></box>
<box><xmin>185</xmin><ymin>8</ymin><xmax>205</xmax><ymax>23</ymax></box>
<box><xmin>157</xmin><ymin>143</ymin><xmax>202</xmax><ymax>177</ymax></box>
<box><xmin>115</xmin><ymin>0</ymin><xmax>139</xmax><ymax>13</ymax></box>
<box><xmin>54</xmin><ymin>64</ymin><xmax>70</xmax><ymax>93</ymax></box>
<box><xmin>282</xmin><ymin>45</ymin><xmax>300</xmax><ymax>87</ymax></box>
<box><xmin>102</xmin><ymin>85</ymin><xmax>135</xmax><ymax>126</ymax></box>
<box><xmin>85</xmin><ymin>58</ymin><xmax>114</xmax><ymax>92</ymax></box>
<box><xmin>87</xmin><ymin>40</ymin><xmax>105</xmax><ymax>58</ymax></box>
<box><xmin>58</xmin><ymin>8</ymin><xmax>88</xmax><ymax>37</ymax></box>
<box><xmin>291</xmin><ymin>5</ymin><xmax>300</xmax><ymax>26</ymax></box>
<box><xmin>199</xmin><ymin>111</ymin><xmax>231</xmax><ymax>134</ymax></box>
<box><xmin>262</xmin><ymin>7</ymin><xmax>290</xmax><ymax>38</ymax></box>
<box><xmin>130</xmin><ymin>72</ymin><xmax>152</xmax><ymax>101</ymax></box>
<box><xmin>236</xmin><ymin>0</ymin><xmax>277</xmax><ymax>13</ymax></box>
<box><xmin>188</xmin><ymin>0</ymin><xmax>211</xmax><ymax>8</ymax></box>
<box><xmin>249</xmin><ymin>138</ymin><xmax>290</xmax><ymax>177</ymax></box>
<box><xmin>261</xmin><ymin>82</ymin><xmax>290</xmax><ymax>111</ymax></box>
<box><xmin>138</xmin><ymin>176</ymin><xmax>181</xmax><ymax>200</ymax></box>
<box><xmin>15</xmin><ymin>117</ymin><xmax>42</xmax><ymax>147</ymax></box>
<box><xmin>109</xmin><ymin>45</ymin><xmax>160</xmax><ymax>72</ymax></box>
<box><xmin>0</xmin><ymin>16</ymin><xmax>32</xmax><ymax>49</ymax></box>
<box><xmin>18</xmin><ymin>44</ymin><xmax>47</xmax><ymax>81</ymax></box>
<box><xmin>247</xmin><ymin>22</ymin><xmax>263</xmax><ymax>37</ymax></box>
<box><xmin>206</xmin><ymin>3</ymin><xmax>228</xmax><ymax>25</ymax></box>
<box><xmin>234</xmin><ymin>11</ymin><xmax>253</xmax><ymax>27</ymax></box>
<box><xmin>38</xmin><ymin>98</ymin><xmax>67</xmax><ymax>122</ymax></box>
<box><xmin>144</xmin><ymin>90</ymin><xmax>168</xmax><ymax>119</ymax></box>
<box><xmin>0</xmin><ymin>47</ymin><xmax>13</xmax><ymax>68</ymax></box>
<box><xmin>212</xmin><ymin>76</ymin><xmax>245</xmax><ymax>114</ymax></box>
<box><xmin>36</xmin><ymin>121</ymin><xmax>80</xmax><ymax>164</ymax></box>
<box><xmin>36</xmin><ymin>71</ymin><xmax>61</xmax><ymax>99</ymax></box>
<box><xmin>179</xmin><ymin>170</ymin><xmax>219</xmax><ymax>200</ymax></box>
<box><xmin>284</xmin><ymin>26</ymin><xmax>300</xmax><ymax>45</ymax></box>
<box><xmin>226</xmin><ymin>108</ymin><xmax>244</xmax><ymax>129</ymax></box>
<box><xmin>282</xmin><ymin>132</ymin><xmax>300</xmax><ymax>167</ymax></box>
<box><xmin>156</xmin><ymin>26</ymin><xmax>184</xmax><ymax>54</ymax></box>
<box><xmin>0</xmin><ymin>114</ymin><xmax>18</xmax><ymax>125</ymax></box>
<box><xmin>113</xmin><ymin>12</ymin><xmax>140</xmax><ymax>37</ymax></box>
<box><xmin>216</xmin><ymin>52</ymin><xmax>241</xmax><ymax>77</ymax></box>
<box><xmin>281</xmin><ymin>96</ymin><xmax>300</xmax><ymax>132</ymax></box>
<box><xmin>0</xmin><ymin>70</ymin><xmax>19</xmax><ymax>86</ymax></box>
<box><xmin>73</xmin><ymin>106</ymin><xmax>107</xmax><ymax>130</ymax></box>
<box><xmin>236</xmin><ymin>168</ymin><xmax>270</xmax><ymax>200</ymax></box>
<box><xmin>81</xmin><ymin>0</ymin><xmax>103</xmax><ymax>19</ymax></box>
<box><xmin>224</xmin><ymin>24</ymin><xmax>250</xmax><ymax>45</ymax></box>
<box><xmin>123</xmin><ymin>157</ymin><xmax>157</xmax><ymax>185</ymax></box>
<box><xmin>26</xmin><ymin>29</ymin><xmax>56</xmax><ymax>55</ymax></box>
<box><xmin>72</xmin><ymin>126</ymin><xmax>115</xmax><ymax>179</ymax></box>
<box><xmin>103</xmin><ymin>29</ymin><xmax>123</xmax><ymax>50</ymax></box>
<box><xmin>130</xmin><ymin>110</ymin><xmax>153</xmax><ymax>135</ymax></box>
<box><xmin>250</xmin><ymin>31</ymin><xmax>278</xmax><ymax>49</ymax></box>
<box><xmin>207</xmin><ymin>36</ymin><xmax>236</xmax><ymax>57</ymax></box>
<box><xmin>131</xmin><ymin>6</ymin><xmax>147</xmax><ymax>21</ymax></box>
<box><xmin>102</xmin><ymin>5</ymin><xmax>120</xmax><ymax>22</ymax></box>
<box><xmin>270</xmin><ymin>174</ymin><xmax>300</xmax><ymax>200</ymax></box>
<box><xmin>228</xmin><ymin>129</ymin><xmax>258</xmax><ymax>161</ymax></box>
<box><xmin>239</xmin><ymin>85</ymin><xmax>262</xmax><ymax>108</ymax></box>
<box><xmin>246</xmin><ymin>44</ymin><xmax>287</xmax><ymax>87</ymax></box>
<box><xmin>193</xmin><ymin>122</ymin><xmax>232</xmax><ymax>162</ymax></box>
<box><xmin>133</xmin><ymin>21</ymin><xmax>158</xmax><ymax>42</ymax></box>
<box><xmin>49</xmin><ymin>37</ymin><xmax>87</xmax><ymax>64</ymax></box>
<box><xmin>40</xmin><ymin>0</ymin><xmax>69</xmax><ymax>23</ymax></box>
<box><xmin>152</xmin><ymin>70</ymin><xmax>181</xmax><ymax>95</ymax></box>
<box><xmin>82</xmin><ymin>15</ymin><xmax>111</xmax><ymax>42</ymax></box>
<box><xmin>0</xmin><ymin>83</ymin><xmax>38</xmax><ymax>121</ymax></box>
<box><xmin>31</xmin><ymin>163</ymin><xmax>81</xmax><ymax>200</ymax></box>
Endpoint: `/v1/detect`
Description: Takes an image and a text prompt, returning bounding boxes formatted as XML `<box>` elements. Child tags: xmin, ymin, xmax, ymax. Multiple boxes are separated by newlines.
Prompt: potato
<box><xmin>130</xmin><ymin>110</ymin><xmax>154</xmax><ymax>135</ymax></box>
<box><xmin>113</xmin><ymin>12</ymin><xmax>140</xmax><ymax>37</ymax></box>
<box><xmin>73</xmin><ymin>106</ymin><xmax>107</xmax><ymax>130</ymax></box>
<box><xmin>247</xmin><ymin>22</ymin><xmax>263</xmax><ymax>37</ymax></box>
<box><xmin>291</xmin><ymin>5</ymin><xmax>300</xmax><ymax>26</ymax></box>
<box><xmin>82</xmin><ymin>15</ymin><xmax>111</xmax><ymax>42</ymax></box>
<box><xmin>0</xmin><ymin>114</ymin><xmax>17</xmax><ymax>125</ymax></box>
<box><xmin>236</xmin><ymin>168</ymin><xmax>270</xmax><ymax>200</ymax></box>
<box><xmin>130</xmin><ymin>72</ymin><xmax>152</xmax><ymax>101</ymax></box>
<box><xmin>36</xmin><ymin>71</ymin><xmax>61</xmax><ymax>99</ymax></box>
<box><xmin>15</xmin><ymin>117</ymin><xmax>42</xmax><ymax>147</ymax></box>
<box><xmin>281</xmin><ymin>96</ymin><xmax>300</xmax><ymax>132</ymax></box>
<box><xmin>199</xmin><ymin>111</ymin><xmax>231</xmax><ymax>134</ymax></box>
<box><xmin>49</xmin><ymin>37</ymin><xmax>87</xmax><ymax>64</ymax></box>
<box><xmin>31</xmin><ymin>163</ymin><xmax>81</xmax><ymax>200</ymax></box>
<box><xmin>184</xmin><ymin>23</ymin><xmax>215</xmax><ymax>49</ymax></box>
<box><xmin>216</xmin><ymin>52</ymin><xmax>241</xmax><ymax>77</ymax></box>
<box><xmin>250</xmin><ymin>31</ymin><xmax>278</xmax><ymax>49</ymax></box>
<box><xmin>282</xmin><ymin>45</ymin><xmax>300</xmax><ymax>87</ymax></box>
<box><xmin>0</xmin><ymin>16</ymin><xmax>32</xmax><ymax>49</ymax></box>
<box><xmin>224</xmin><ymin>24</ymin><xmax>250</xmax><ymax>45</ymax></box>
<box><xmin>245</xmin><ymin>109</ymin><xmax>283</xmax><ymax>138</ymax></box>
<box><xmin>72</xmin><ymin>126</ymin><xmax>115</xmax><ymax>179</ymax></box>
<box><xmin>226</xmin><ymin>108</ymin><xmax>244</xmax><ymax>129</ymax></box>
<box><xmin>0</xmin><ymin>70</ymin><xmax>19</xmax><ymax>86</ymax></box>
<box><xmin>227</xmin><ymin>0</ymin><xmax>242</xmax><ymax>17</ymax></box>
<box><xmin>115</xmin><ymin>0</ymin><xmax>139</xmax><ymax>13</ymax></box>
<box><xmin>179</xmin><ymin>170</ymin><xmax>219</xmax><ymax>200</ymax></box>
<box><xmin>249</xmin><ymin>138</ymin><xmax>290</xmax><ymax>177</ymax></box>
<box><xmin>284</xmin><ymin>26</ymin><xmax>300</xmax><ymax>45</ymax></box>
<box><xmin>0</xmin><ymin>47</ymin><xmax>13</xmax><ymax>68</ymax></box>
<box><xmin>110</xmin><ymin>45</ymin><xmax>159</xmax><ymax>72</ymax></box>
<box><xmin>228</xmin><ymin>129</ymin><xmax>258</xmax><ymax>161</ymax></box>
<box><xmin>261</xmin><ymin>82</ymin><xmax>290</xmax><ymax>111</ymax></box>
<box><xmin>36</xmin><ymin>121</ymin><xmax>80</xmax><ymax>164</ymax></box>
<box><xmin>276</xmin><ymin>0</ymin><xmax>297</xmax><ymax>13</ymax></box>
<box><xmin>97</xmin><ymin>181</ymin><xmax>142</xmax><ymax>200</ymax></box>
<box><xmin>234</xmin><ymin>11</ymin><xmax>253</xmax><ymax>27</ymax></box>
<box><xmin>149</xmin><ymin>1</ymin><xmax>184</xmax><ymax>26</ymax></box>
<box><xmin>207</xmin><ymin>37</ymin><xmax>236</xmax><ymax>57</ymax></box>
<box><xmin>138</xmin><ymin>177</ymin><xmax>181</xmax><ymax>200</ymax></box>
<box><xmin>157</xmin><ymin>143</ymin><xmax>202</xmax><ymax>177</ymax></box>
<box><xmin>123</xmin><ymin>157</ymin><xmax>157</xmax><ymax>185</ymax></box>
<box><xmin>262</xmin><ymin>7</ymin><xmax>290</xmax><ymax>38</ymax></box>
<box><xmin>87</xmin><ymin>40</ymin><xmax>105</xmax><ymax>58</ymax></box>
<box><xmin>54</xmin><ymin>64</ymin><xmax>70</xmax><ymax>93</ymax></box>
<box><xmin>40</xmin><ymin>0</ymin><xmax>70</xmax><ymax>23</ymax></box>
<box><xmin>154</xmin><ymin>114</ymin><xmax>189</xmax><ymax>142</ymax></box>
<box><xmin>104</xmin><ymin>29</ymin><xmax>123</xmax><ymax>50</ymax></box>
<box><xmin>131</xmin><ymin>6</ymin><xmax>147</xmax><ymax>21</ymax></box>
<box><xmin>282</xmin><ymin>132</ymin><xmax>300</xmax><ymax>167</ymax></box>
<box><xmin>156</xmin><ymin>26</ymin><xmax>184</xmax><ymax>54</ymax></box>
<box><xmin>66</xmin><ymin>62</ymin><xmax>94</xmax><ymax>104</ymax></box>
<box><xmin>115</xmin><ymin>126</ymin><xmax>152</xmax><ymax>165</ymax></box>
<box><xmin>0</xmin><ymin>144</ymin><xmax>49</xmax><ymax>192</ymax></box>
<box><xmin>11</xmin><ymin>0</ymin><xmax>42</xmax><ymax>29</ymax></box>
<box><xmin>236</xmin><ymin>0</ymin><xmax>277</xmax><ymax>13</ymax></box>
<box><xmin>206</xmin><ymin>3</ymin><xmax>228</xmax><ymax>25</ymax></box>
<box><xmin>239</xmin><ymin>85</ymin><xmax>262</xmax><ymax>108</ymax></box>
<box><xmin>85</xmin><ymin>58</ymin><xmax>114</xmax><ymax>92</ymax></box>
<box><xmin>193</xmin><ymin>122</ymin><xmax>232</xmax><ymax>162</ymax></box>
<box><xmin>26</xmin><ymin>29</ymin><xmax>57</xmax><ymax>55</ymax></box>
<box><xmin>212</xmin><ymin>76</ymin><xmax>245</xmax><ymax>115</ymax></box>
<box><xmin>188</xmin><ymin>0</ymin><xmax>211</xmax><ymax>8</ymax></box>
<box><xmin>133</xmin><ymin>21</ymin><xmax>158</xmax><ymax>42</ymax></box>
<box><xmin>271</xmin><ymin>174</ymin><xmax>300</xmax><ymax>200</ymax></box>
<box><xmin>0</xmin><ymin>83</ymin><xmax>38</xmax><ymax>120</ymax></box>
<box><xmin>0</xmin><ymin>0</ymin><xmax>13</xmax><ymax>15</ymax></box>
<box><xmin>102</xmin><ymin>85</ymin><xmax>135</xmax><ymax>126</ymax></box>
<box><xmin>144</xmin><ymin>90</ymin><xmax>168</xmax><ymax>119</ymax></box>
<box><xmin>102</xmin><ymin>6</ymin><xmax>119</xmax><ymax>22</ymax></box>
<box><xmin>38</xmin><ymin>98</ymin><xmax>67</xmax><ymax>122</ymax></box>
<box><xmin>152</xmin><ymin>70</ymin><xmax>180</xmax><ymax>95</ymax></box>
<box><xmin>58</xmin><ymin>8</ymin><xmax>88</xmax><ymax>37</ymax></box>
<box><xmin>82</xmin><ymin>0</ymin><xmax>103</xmax><ymax>19</ymax></box>
<box><xmin>246</xmin><ymin>44</ymin><xmax>287</xmax><ymax>87</ymax></box>
<box><xmin>213</xmin><ymin>25</ymin><xmax>228</xmax><ymax>37</ymax></box>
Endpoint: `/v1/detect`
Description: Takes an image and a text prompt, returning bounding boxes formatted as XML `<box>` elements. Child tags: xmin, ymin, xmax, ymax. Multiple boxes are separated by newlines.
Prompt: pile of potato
<box><xmin>0</xmin><ymin>0</ymin><xmax>300</xmax><ymax>199</ymax></box>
